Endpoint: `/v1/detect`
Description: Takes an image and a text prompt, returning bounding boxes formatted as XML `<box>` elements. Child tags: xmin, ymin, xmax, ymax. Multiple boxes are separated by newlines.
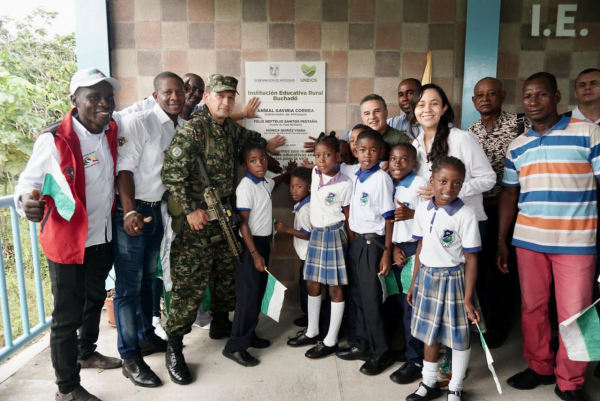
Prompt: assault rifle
<box><xmin>195</xmin><ymin>155</ymin><xmax>242</xmax><ymax>262</ymax></box>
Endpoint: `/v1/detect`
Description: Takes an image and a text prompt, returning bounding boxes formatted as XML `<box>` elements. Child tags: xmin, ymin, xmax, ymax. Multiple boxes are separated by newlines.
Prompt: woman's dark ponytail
<box><xmin>409</xmin><ymin>84</ymin><xmax>455</xmax><ymax>164</ymax></box>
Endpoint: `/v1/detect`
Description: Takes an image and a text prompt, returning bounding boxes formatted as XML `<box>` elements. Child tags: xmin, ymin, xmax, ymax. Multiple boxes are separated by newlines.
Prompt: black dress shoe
<box><xmin>336</xmin><ymin>346</ymin><xmax>369</xmax><ymax>361</ymax></box>
<box><xmin>294</xmin><ymin>314</ymin><xmax>308</xmax><ymax>327</ymax></box>
<box><xmin>405</xmin><ymin>382</ymin><xmax>442</xmax><ymax>401</ymax></box>
<box><xmin>305</xmin><ymin>342</ymin><xmax>338</xmax><ymax>359</ymax></box>
<box><xmin>222</xmin><ymin>349</ymin><xmax>259</xmax><ymax>367</ymax></box>
<box><xmin>555</xmin><ymin>385</ymin><xmax>590</xmax><ymax>401</ymax></box>
<box><xmin>360</xmin><ymin>352</ymin><xmax>395</xmax><ymax>376</ymax></box>
<box><xmin>251</xmin><ymin>335</ymin><xmax>271</xmax><ymax>349</ymax></box>
<box><xmin>287</xmin><ymin>329</ymin><xmax>318</xmax><ymax>347</ymax></box>
<box><xmin>507</xmin><ymin>368</ymin><xmax>556</xmax><ymax>390</ymax></box>
<box><xmin>390</xmin><ymin>362</ymin><xmax>422</xmax><ymax>384</ymax></box>
<box><xmin>166</xmin><ymin>336</ymin><xmax>192</xmax><ymax>385</ymax></box>
<box><xmin>122</xmin><ymin>354</ymin><xmax>162</xmax><ymax>387</ymax></box>
<box><xmin>140</xmin><ymin>334</ymin><xmax>168</xmax><ymax>356</ymax></box>
<box><xmin>209</xmin><ymin>312</ymin><xmax>232</xmax><ymax>339</ymax></box>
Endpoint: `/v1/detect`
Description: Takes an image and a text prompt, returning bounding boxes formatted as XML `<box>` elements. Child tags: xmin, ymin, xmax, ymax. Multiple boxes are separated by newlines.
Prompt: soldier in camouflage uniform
<box><xmin>161</xmin><ymin>74</ymin><xmax>285</xmax><ymax>385</ymax></box>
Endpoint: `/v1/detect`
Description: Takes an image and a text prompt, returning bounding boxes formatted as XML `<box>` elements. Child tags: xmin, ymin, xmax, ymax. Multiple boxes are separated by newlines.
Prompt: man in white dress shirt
<box><xmin>15</xmin><ymin>68</ymin><xmax>122</xmax><ymax>401</ymax></box>
<box><xmin>112</xmin><ymin>71</ymin><xmax>185</xmax><ymax>388</ymax></box>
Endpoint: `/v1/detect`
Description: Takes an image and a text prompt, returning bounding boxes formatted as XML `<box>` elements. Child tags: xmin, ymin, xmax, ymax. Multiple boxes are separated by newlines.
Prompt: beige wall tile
<box><xmin>136</xmin><ymin>21</ymin><xmax>162</xmax><ymax>50</ymax></box>
<box><xmin>348</xmin><ymin>78</ymin><xmax>374</xmax><ymax>103</ymax></box>
<box><xmin>137</xmin><ymin>75</ymin><xmax>155</xmax><ymax>99</ymax></box>
<box><xmin>215</xmin><ymin>22</ymin><xmax>241</xmax><ymax>49</ymax></box>
<box><xmin>374</xmin><ymin>77</ymin><xmax>399</xmax><ymax>106</ymax></box>
<box><xmin>215</xmin><ymin>0</ymin><xmax>241</xmax><ymax>21</ymax></box>
<box><xmin>296</xmin><ymin>23</ymin><xmax>321</xmax><ymax>49</ymax></box>
<box><xmin>322</xmin><ymin>51</ymin><xmax>348</xmax><ymax>77</ymax></box>
<box><xmin>188</xmin><ymin>50</ymin><xmax>216</xmax><ymax>79</ymax></box>
<box><xmin>114</xmin><ymin>76</ymin><xmax>138</xmax><ymax>104</ymax></box>
<box><xmin>431</xmin><ymin>50</ymin><xmax>454</xmax><ymax>78</ymax></box>
<box><xmin>498</xmin><ymin>23</ymin><xmax>520</xmax><ymax>52</ymax></box>
<box><xmin>349</xmin><ymin>0</ymin><xmax>375</xmax><ymax>22</ymax></box>
<box><xmin>111</xmin><ymin>49</ymin><xmax>137</xmax><ymax>76</ymax></box>
<box><xmin>110</xmin><ymin>0</ymin><xmax>134</xmax><ymax>21</ymax></box>
<box><xmin>134</xmin><ymin>0</ymin><xmax>161</xmax><ymax>21</ymax></box>
<box><xmin>163</xmin><ymin>51</ymin><xmax>189</xmax><ymax>76</ymax></box>
<box><xmin>322</xmin><ymin>23</ymin><xmax>349</xmax><ymax>51</ymax></box>
<box><xmin>189</xmin><ymin>0</ymin><xmax>214</xmax><ymax>21</ymax></box>
<box><xmin>401</xmin><ymin>23</ymin><xmax>428</xmax><ymax>51</ymax></box>
<box><xmin>571</xmin><ymin>52</ymin><xmax>600</xmax><ymax>77</ymax></box>
<box><xmin>162</xmin><ymin>22</ymin><xmax>188</xmax><ymax>50</ymax></box>
<box><xmin>348</xmin><ymin>50</ymin><xmax>375</xmax><ymax>77</ymax></box>
<box><xmin>242</xmin><ymin>23</ymin><xmax>268</xmax><ymax>49</ymax></box>
<box><xmin>268</xmin><ymin>50</ymin><xmax>295</xmax><ymax>61</ymax></box>
<box><xmin>326</xmin><ymin>104</ymin><xmax>347</xmax><ymax>133</ymax></box>
<box><xmin>375</xmin><ymin>0</ymin><xmax>402</xmax><ymax>23</ymax></box>
<box><xmin>518</xmin><ymin>51</ymin><xmax>546</xmax><ymax>78</ymax></box>
<box><xmin>295</xmin><ymin>0</ymin><xmax>322</xmax><ymax>22</ymax></box>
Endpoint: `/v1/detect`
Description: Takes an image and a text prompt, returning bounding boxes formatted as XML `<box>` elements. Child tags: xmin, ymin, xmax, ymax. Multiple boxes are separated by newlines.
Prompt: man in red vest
<box><xmin>14</xmin><ymin>68</ymin><xmax>122</xmax><ymax>401</ymax></box>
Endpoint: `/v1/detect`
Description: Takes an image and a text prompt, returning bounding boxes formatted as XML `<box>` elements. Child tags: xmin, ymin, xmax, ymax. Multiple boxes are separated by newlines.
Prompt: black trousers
<box><xmin>299</xmin><ymin>260</ymin><xmax>307</xmax><ymax>314</ymax></box>
<box><xmin>48</xmin><ymin>243</ymin><xmax>113</xmax><ymax>394</ymax></box>
<box><xmin>348</xmin><ymin>235</ymin><xmax>389</xmax><ymax>356</ymax></box>
<box><xmin>224</xmin><ymin>236</ymin><xmax>270</xmax><ymax>353</ymax></box>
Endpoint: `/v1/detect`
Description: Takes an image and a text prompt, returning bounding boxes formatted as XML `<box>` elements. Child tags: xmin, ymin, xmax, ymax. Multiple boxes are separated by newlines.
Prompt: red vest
<box><xmin>39</xmin><ymin>108</ymin><xmax>118</xmax><ymax>264</ymax></box>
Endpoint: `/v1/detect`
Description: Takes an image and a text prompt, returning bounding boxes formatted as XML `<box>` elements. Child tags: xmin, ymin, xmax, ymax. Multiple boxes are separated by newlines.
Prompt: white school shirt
<box><xmin>14</xmin><ymin>117</ymin><xmax>116</xmax><ymax>247</ymax></box>
<box><xmin>309</xmin><ymin>167</ymin><xmax>352</xmax><ymax>228</ymax></box>
<box><xmin>236</xmin><ymin>173</ymin><xmax>275</xmax><ymax>236</ymax></box>
<box><xmin>116</xmin><ymin>103</ymin><xmax>185</xmax><ymax>202</ymax></box>
<box><xmin>412</xmin><ymin>127</ymin><xmax>495</xmax><ymax>221</ymax></box>
<box><xmin>392</xmin><ymin>172</ymin><xmax>428</xmax><ymax>244</ymax></box>
<box><xmin>349</xmin><ymin>165</ymin><xmax>395</xmax><ymax>236</ymax></box>
<box><xmin>412</xmin><ymin>198</ymin><xmax>481</xmax><ymax>267</ymax></box>
<box><xmin>293</xmin><ymin>196</ymin><xmax>312</xmax><ymax>260</ymax></box>
<box><xmin>571</xmin><ymin>106</ymin><xmax>600</xmax><ymax>125</ymax></box>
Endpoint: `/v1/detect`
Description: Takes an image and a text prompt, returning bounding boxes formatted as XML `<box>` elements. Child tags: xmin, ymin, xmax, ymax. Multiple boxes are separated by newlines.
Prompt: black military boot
<box><xmin>209</xmin><ymin>312</ymin><xmax>232</xmax><ymax>339</ymax></box>
<box><xmin>165</xmin><ymin>336</ymin><xmax>192</xmax><ymax>385</ymax></box>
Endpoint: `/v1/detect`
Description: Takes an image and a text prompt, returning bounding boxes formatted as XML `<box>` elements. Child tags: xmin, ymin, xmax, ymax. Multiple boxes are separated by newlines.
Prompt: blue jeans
<box><xmin>113</xmin><ymin>199</ymin><xmax>164</xmax><ymax>359</ymax></box>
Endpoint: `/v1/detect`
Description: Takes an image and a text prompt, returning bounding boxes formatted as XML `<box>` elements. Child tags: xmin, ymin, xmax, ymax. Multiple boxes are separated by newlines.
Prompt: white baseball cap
<box><xmin>70</xmin><ymin>68</ymin><xmax>121</xmax><ymax>95</ymax></box>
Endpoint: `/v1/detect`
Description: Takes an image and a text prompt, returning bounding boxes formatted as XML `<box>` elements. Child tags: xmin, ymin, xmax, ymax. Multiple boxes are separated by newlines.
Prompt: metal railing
<box><xmin>0</xmin><ymin>195</ymin><xmax>52</xmax><ymax>362</ymax></box>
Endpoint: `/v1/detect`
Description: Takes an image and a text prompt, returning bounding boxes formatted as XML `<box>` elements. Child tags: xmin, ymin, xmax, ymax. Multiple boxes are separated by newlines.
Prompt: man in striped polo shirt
<box><xmin>497</xmin><ymin>72</ymin><xmax>600</xmax><ymax>401</ymax></box>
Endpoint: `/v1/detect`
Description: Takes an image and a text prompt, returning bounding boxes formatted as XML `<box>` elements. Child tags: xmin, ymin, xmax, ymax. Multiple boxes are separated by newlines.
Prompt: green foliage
<box><xmin>0</xmin><ymin>8</ymin><xmax>76</xmax><ymax>191</ymax></box>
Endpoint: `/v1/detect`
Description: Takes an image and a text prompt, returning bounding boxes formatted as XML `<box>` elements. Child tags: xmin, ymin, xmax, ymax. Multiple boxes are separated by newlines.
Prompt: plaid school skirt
<box><xmin>304</xmin><ymin>222</ymin><xmax>348</xmax><ymax>286</ymax></box>
<box><xmin>410</xmin><ymin>264</ymin><xmax>486</xmax><ymax>351</ymax></box>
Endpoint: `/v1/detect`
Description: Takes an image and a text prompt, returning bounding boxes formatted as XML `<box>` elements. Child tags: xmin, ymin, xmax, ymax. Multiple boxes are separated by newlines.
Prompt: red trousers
<box><xmin>516</xmin><ymin>248</ymin><xmax>595</xmax><ymax>391</ymax></box>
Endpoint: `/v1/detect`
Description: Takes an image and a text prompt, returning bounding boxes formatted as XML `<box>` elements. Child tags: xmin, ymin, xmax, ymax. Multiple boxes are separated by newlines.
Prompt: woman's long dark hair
<box><xmin>409</xmin><ymin>84</ymin><xmax>455</xmax><ymax>164</ymax></box>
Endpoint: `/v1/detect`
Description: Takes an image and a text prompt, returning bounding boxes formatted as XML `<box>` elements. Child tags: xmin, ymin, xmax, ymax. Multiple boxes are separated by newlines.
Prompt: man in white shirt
<box><xmin>113</xmin><ymin>71</ymin><xmax>185</xmax><ymax>388</ymax></box>
<box><xmin>564</xmin><ymin>68</ymin><xmax>600</xmax><ymax>125</ymax></box>
<box><xmin>15</xmin><ymin>68</ymin><xmax>122</xmax><ymax>401</ymax></box>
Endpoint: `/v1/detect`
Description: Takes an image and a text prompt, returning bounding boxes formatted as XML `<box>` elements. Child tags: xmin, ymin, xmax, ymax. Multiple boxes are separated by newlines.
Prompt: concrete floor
<box><xmin>1</xmin><ymin>308</ymin><xmax>599</xmax><ymax>401</ymax></box>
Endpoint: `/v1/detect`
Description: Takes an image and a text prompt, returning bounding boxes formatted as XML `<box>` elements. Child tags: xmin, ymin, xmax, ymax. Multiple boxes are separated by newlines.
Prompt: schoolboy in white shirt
<box><xmin>336</xmin><ymin>129</ymin><xmax>396</xmax><ymax>376</ymax></box>
<box><xmin>222</xmin><ymin>143</ymin><xmax>293</xmax><ymax>367</ymax></box>
<box><xmin>387</xmin><ymin>143</ymin><xmax>428</xmax><ymax>386</ymax></box>
<box><xmin>274</xmin><ymin>167</ymin><xmax>313</xmax><ymax>327</ymax></box>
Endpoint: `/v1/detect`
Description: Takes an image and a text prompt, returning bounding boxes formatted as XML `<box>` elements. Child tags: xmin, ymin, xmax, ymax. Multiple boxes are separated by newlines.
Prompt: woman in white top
<box><xmin>410</xmin><ymin>84</ymin><xmax>495</xmax><ymax>223</ymax></box>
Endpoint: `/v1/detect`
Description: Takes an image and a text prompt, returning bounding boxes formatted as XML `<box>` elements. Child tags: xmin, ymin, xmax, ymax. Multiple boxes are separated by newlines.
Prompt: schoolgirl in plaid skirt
<box><xmin>406</xmin><ymin>156</ymin><xmax>484</xmax><ymax>401</ymax></box>
<box><xmin>287</xmin><ymin>133</ymin><xmax>353</xmax><ymax>360</ymax></box>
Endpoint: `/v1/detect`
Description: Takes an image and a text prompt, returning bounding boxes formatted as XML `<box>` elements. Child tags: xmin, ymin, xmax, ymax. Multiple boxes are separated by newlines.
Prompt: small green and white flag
<box><xmin>477</xmin><ymin>322</ymin><xmax>502</xmax><ymax>394</ymax></box>
<box><xmin>559</xmin><ymin>299</ymin><xmax>600</xmax><ymax>362</ymax></box>
<box><xmin>261</xmin><ymin>271</ymin><xmax>287</xmax><ymax>322</ymax></box>
<box><xmin>42</xmin><ymin>156</ymin><xmax>75</xmax><ymax>221</ymax></box>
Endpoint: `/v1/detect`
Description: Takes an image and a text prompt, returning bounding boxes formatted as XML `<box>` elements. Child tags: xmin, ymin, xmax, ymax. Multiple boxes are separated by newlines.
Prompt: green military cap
<box><xmin>207</xmin><ymin>74</ymin><xmax>239</xmax><ymax>94</ymax></box>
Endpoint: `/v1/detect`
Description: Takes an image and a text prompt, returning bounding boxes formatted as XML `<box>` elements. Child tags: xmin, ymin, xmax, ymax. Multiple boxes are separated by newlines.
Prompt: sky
<box><xmin>2</xmin><ymin>0</ymin><xmax>75</xmax><ymax>36</ymax></box>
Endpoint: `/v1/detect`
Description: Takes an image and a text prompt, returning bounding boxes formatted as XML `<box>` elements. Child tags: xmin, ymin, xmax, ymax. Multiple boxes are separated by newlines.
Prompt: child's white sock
<box><xmin>448</xmin><ymin>347</ymin><xmax>471</xmax><ymax>398</ymax></box>
<box><xmin>416</xmin><ymin>360</ymin><xmax>438</xmax><ymax>396</ymax></box>
<box><xmin>306</xmin><ymin>295</ymin><xmax>321</xmax><ymax>338</ymax></box>
<box><xmin>323</xmin><ymin>301</ymin><xmax>345</xmax><ymax>347</ymax></box>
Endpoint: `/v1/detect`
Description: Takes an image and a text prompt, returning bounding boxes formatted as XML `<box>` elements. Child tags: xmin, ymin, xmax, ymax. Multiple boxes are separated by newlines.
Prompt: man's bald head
<box><xmin>472</xmin><ymin>77</ymin><xmax>505</xmax><ymax>116</ymax></box>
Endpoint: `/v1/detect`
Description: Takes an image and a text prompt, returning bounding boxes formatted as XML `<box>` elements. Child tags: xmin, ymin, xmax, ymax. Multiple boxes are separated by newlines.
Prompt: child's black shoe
<box><xmin>287</xmin><ymin>329</ymin><xmax>318</xmax><ymax>347</ymax></box>
<box><xmin>447</xmin><ymin>389</ymin><xmax>463</xmax><ymax>401</ymax></box>
<box><xmin>305</xmin><ymin>342</ymin><xmax>338</xmax><ymax>359</ymax></box>
<box><xmin>406</xmin><ymin>382</ymin><xmax>442</xmax><ymax>401</ymax></box>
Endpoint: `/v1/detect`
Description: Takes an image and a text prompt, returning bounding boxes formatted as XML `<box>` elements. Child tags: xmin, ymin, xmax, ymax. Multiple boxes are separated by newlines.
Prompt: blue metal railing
<box><xmin>0</xmin><ymin>195</ymin><xmax>52</xmax><ymax>362</ymax></box>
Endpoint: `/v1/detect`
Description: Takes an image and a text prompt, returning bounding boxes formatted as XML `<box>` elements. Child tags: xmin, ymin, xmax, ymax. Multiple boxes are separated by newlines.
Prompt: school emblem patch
<box><xmin>64</xmin><ymin>166</ymin><xmax>74</xmax><ymax>183</ymax></box>
<box><xmin>360</xmin><ymin>192</ymin><xmax>369</xmax><ymax>206</ymax></box>
<box><xmin>117</xmin><ymin>136</ymin><xmax>128</xmax><ymax>147</ymax></box>
<box><xmin>83</xmin><ymin>154</ymin><xmax>99</xmax><ymax>168</ymax></box>
<box><xmin>170</xmin><ymin>146</ymin><xmax>183</xmax><ymax>159</ymax></box>
<box><xmin>325</xmin><ymin>192</ymin><xmax>336</xmax><ymax>205</ymax></box>
<box><xmin>441</xmin><ymin>229</ymin><xmax>454</xmax><ymax>247</ymax></box>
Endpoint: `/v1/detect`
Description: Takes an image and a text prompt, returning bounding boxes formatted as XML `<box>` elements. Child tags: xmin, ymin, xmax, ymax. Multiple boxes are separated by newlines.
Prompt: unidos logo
<box><xmin>301</xmin><ymin>64</ymin><xmax>317</xmax><ymax>77</ymax></box>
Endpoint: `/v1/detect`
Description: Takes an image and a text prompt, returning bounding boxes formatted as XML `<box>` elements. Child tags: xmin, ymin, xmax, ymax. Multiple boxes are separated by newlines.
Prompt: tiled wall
<box><xmin>109</xmin><ymin>0</ymin><xmax>468</xmax><ymax>131</ymax></box>
<box><xmin>497</xmin><ymin>0</ymin><xmax>600</xmax><ymax>114</ymax></box>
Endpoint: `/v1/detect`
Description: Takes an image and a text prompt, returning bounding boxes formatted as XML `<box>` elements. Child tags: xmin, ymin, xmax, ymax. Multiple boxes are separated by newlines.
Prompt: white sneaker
<box><xmin>152</xmin><ymin>316</ymin><xmax>168</xmax><ymax>340</ymax></box>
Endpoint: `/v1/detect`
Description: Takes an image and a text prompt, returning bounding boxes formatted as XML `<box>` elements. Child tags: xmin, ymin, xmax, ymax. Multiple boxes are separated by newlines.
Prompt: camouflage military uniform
<box><xmin>161</xmin><ymin>76</ymin><xmax>267</xmax><ymax>337</ymax></box>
